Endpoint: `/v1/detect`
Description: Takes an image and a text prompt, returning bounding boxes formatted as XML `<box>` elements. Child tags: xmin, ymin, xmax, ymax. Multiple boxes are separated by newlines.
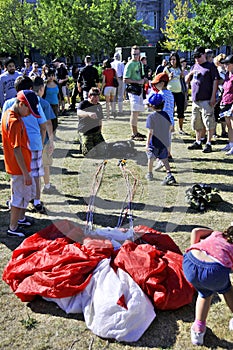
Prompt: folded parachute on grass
<box><xmin>2</xmin><ymin>219</ymin><xmax>194</xmax><ymax>342</ymax></box>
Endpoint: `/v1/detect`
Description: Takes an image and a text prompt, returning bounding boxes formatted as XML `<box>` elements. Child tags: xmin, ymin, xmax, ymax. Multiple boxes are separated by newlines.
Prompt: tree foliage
<box><xmin>0</xmin><ymin>0</ymin><xmax>147</xmax><ymax>60</ymax></box>
<box><xmin>162</xmin><ymin>0</ymin><xmax>233</xmax><ymax>51</ymax></box>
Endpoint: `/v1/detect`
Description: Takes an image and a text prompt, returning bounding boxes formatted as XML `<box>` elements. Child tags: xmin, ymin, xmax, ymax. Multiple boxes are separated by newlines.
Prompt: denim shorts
<box><xmin>183</xmin><ymin>251</ymin><xmax>231</xmax><ymax>298</ymax></box>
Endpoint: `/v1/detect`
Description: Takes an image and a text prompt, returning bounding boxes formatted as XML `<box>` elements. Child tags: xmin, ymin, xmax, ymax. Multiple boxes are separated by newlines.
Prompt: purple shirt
<box><xmin>221</xmin><ymin>72</ymin><xmax>233</xmax><ymax>105</ymax></box>
<box><xmin>190</xmin><ymin>61</ymin><xmax>219</xmax><ymax>101</ymax></box>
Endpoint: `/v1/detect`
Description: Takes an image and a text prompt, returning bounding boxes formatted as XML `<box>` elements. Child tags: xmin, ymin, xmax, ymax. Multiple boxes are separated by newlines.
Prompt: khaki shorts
<box><xmin>191</xmin><ymin>100</ymin><xmax>216</xmax><ymax>131</ymax></box>
<box><xmin>11</xmin><ymin>174</ymin><xmax>35</xmax><ymax>209</ymax></box>
<box><xmin>128</xmin><ymin>93</ymin><xmax>144</xmax><ymax>112</ymax></box>
<box><xmin>42</xmin><ymin>143</ymin><xmax>53</xmax><ymax>167</ymax></box>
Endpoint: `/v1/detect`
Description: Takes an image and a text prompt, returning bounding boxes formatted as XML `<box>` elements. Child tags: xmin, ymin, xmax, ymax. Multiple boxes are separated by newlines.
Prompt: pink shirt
<box><xmin>186</xmin><ymin>231</ymin><xmax>233</xmax><ymax>269</ymax></box>
<box><xmin>221</xmin><ymin>72</ymin><xmax>233</xmax><ymax>105</ymax></box>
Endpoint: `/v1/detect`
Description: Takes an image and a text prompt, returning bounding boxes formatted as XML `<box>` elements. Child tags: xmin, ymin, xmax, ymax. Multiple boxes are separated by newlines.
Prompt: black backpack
<box><xmin>185</xmin><ymin>184</ymin><xmax>223</xmax><ymax>212</ymax></box>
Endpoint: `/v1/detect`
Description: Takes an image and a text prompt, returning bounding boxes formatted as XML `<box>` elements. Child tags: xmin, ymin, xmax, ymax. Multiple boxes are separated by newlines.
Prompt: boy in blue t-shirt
<box><xmin>145</xmin><ymin>93</ymin><xmax>176</xmax><ymax>185</ymax></box>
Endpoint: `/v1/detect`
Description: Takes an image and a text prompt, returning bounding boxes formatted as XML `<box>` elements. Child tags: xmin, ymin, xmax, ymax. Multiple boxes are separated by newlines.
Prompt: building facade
<box><xmin>135</xmin><ymin>0</ymin><xmax>173</xmax><ymax>45</ymax></box>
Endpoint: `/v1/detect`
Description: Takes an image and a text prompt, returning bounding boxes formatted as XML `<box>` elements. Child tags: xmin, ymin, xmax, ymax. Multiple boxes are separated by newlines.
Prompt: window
<box><xmin>137</xmin><ymin>11</ymin><xmax>160</xmax><ymax>30</ymax></box>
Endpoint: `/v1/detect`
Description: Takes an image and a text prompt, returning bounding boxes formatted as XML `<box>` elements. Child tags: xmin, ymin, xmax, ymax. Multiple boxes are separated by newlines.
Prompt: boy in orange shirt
<box><xmin>1</xmin><ymin>90</ymin><xmax>41</xmax><ymax>237</ymax></box>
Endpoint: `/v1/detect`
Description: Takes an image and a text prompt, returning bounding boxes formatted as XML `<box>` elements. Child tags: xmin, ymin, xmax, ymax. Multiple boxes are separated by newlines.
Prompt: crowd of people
<box><xmin>0</xmin><ymin>45</ymin><xmax>233</xmax><ymax>347</ymax></box>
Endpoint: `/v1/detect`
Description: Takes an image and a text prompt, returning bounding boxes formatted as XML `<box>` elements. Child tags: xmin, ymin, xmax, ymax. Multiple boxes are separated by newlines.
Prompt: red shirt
<box><xmin>103</xmin><ymin>68</ymin><xmax>116</xmax><ymax>87</ymax></box>
<box><xmin>1</xmin><ymin>110</ymin><xmax>31</xmax><ymax>175</ymax></box>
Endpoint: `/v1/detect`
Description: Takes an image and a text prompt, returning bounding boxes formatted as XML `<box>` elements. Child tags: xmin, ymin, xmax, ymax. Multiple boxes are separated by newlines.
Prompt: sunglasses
<box><xmin>194</xmin><ymin>53</ymin><xmax>203</xmax><ymax>59</ymax></box>
<box><xmin>90</xmin><ymin>93</ymin><xmax>100</xmax><ymax>96</ymax></box>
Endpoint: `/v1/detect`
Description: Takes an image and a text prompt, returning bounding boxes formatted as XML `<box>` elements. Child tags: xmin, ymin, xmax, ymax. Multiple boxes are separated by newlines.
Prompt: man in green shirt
<box><xmin>124</xmin><ymin>45</ymin><xmax>147</xmax><ymax>141</ymax></box>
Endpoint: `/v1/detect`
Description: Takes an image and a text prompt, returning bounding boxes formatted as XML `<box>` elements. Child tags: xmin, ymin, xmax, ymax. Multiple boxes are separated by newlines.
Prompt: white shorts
<box><xmin>62</xmin><ymin>85</ymin><xmax>68</xmax><ymax>97</ymax></box>
<box><xmin>129</xmin><ymin>93</ymin><xmax>144</xmax><ymax>112</ymax></box>
<box><xmin>104</xmin><ymin>86</ymin><xmax>116</xmax><ymax>97</ymax></box>
<box><xmin>31</xmin><ymin>150</ymin><xmax>44</xmax><ymax>177</ymax></box>
<box><xmin>11</xmin><ymin>174</ymin><xmax>35</xmax><ymax>209</ymax></box>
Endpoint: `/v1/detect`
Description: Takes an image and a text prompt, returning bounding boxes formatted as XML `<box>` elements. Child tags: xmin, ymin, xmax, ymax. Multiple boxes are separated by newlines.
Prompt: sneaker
<box><xmin>229</xmin><ymin>318</ymin><xmax>233</xmax><ymax>330</ymax></box>
<box><xmin>161</xmin><ymin>174</ymin><xmax>176</xmax><ymax>186</ymax></box>
<box><xmin>131</xmin><ymin>133</ymin><xmax>145</xmax><ymax>141</ymax></box>
<box><xmin>136</xmin><ymin>132</ymin><xmax>146</xmax><ymax>139</ymax></box>
<box><xmin>42</xmin><ymin>184</ymin><xmax>57</xmax><ymax>194</ymax></box>
<box><xmin>18</xmin><ymin>217</ymin><xmax>34</xmax><ymax>226</ymax></box>
<box><xmin>191</xmin><ymin>326</ymin><xmax>206</xmax><ymax>346</ymax></box>
<box><xmin>7</xmin><ymin>226</ymin><xmax>26</xmax><ymax>237</ymax></box>
<box><xmin>146</xmin><ymin>172</ymin><xmax>153</xmax><ymax>181</ymax></box>
<box><xmin>221</xmin><ymin>144</ymin><xmax>230</xmax><ymax>151</ymax></box>
<box><xmin>225</xmin><ymin>147</ymin><xmax>233</xmax><ymax>156</ymax></box>
<box><xmin>168</xmin><ymin>155</ymin><xmax>174</xmax><ymax>162</ymax></box>
<box><xmin>188</xmin><ymin>141</ymin><xmax>202</xmax><ymax>150</ymax></box>
<box><xmin>179</xmin><ymin>130</ymin><xmax>187</xmax><ymax>135</ymax></box>
<box><xmin>154</xmin><ymin>160</ymin><xmax>164</xmax><ymax>171</ymax></box>
<box><xmin>33</xmin><ymin>203</ymin><xmax>46</xmax><ymax>214</ymax></box>
<box><xmin>203</xmin><ymin>144</ymin><xmax>212</xmax><ymax>153</ymax></box>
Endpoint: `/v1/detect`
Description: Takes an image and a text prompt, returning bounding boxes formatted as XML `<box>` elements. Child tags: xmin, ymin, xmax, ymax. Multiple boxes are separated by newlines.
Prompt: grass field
<box><xmin>0</xmin><ymin>100</ymin><xmax>233</xmax><ymax>350</ymax></box>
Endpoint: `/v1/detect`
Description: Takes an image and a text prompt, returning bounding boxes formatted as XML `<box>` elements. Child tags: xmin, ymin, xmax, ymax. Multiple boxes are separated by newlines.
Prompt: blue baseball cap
<box><xmin>148</xmin><ymin>93</ymin><xmax>164</xmax><ymax>107</ymax></box>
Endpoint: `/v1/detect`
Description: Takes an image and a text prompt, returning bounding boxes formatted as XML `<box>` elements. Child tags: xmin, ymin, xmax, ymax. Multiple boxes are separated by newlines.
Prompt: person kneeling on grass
<box><xmin>183</xmin><ymin>225</ymin><xmax>233</xmax><ymax>346</ymax></box>
<box><xmin>77</xmin><ymin>87</ymin><xmax>106</xmax><ymax>157</ymax></box>
<box><xmin>145</xmin><ymin>93</ymin><xmax>176</xmax><ymax>185</ymax></box>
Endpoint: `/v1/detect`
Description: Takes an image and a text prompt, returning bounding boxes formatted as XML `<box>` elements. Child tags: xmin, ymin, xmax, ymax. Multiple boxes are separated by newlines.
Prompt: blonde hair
<box><xmin>214</xmin><ymin>53</ymin><xmax>226</xmax><ymax>66</ymax></box>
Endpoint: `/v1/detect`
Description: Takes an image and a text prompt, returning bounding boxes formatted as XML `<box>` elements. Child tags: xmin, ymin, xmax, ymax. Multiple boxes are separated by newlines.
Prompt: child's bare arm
<box><xmin>190</xmin><ymin>227</ymin><xmax>214</xmax><ymax>245</ymax></box>
<box><xmin>14</xmin><ymin>147</ymin><xmax>32</xmax><ymax>186</ymax></box>
<box><xmin>146</xmin><ymin>129</ymin><xmax>153</xmax><ymax>151</ymax></box>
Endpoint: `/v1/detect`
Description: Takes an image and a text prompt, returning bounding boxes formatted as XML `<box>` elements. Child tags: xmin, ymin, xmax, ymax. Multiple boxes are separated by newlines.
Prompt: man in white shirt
<box><xmin>111</xmin><ymin>53</ymin><xmax>125</xmax><ymax>115</ymax></box>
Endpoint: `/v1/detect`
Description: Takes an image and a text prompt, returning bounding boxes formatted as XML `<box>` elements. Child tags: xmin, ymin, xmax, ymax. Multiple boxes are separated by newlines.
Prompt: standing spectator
<box><xmin>111</xmin><ymin>52</ymin><xmax>125</xmax><ymax>115</ymax></box>
<box><xmin>21</xmin><ymin>57</ymin><xmax>32</xmax><ymax>76</ymax></box>
<box><xmin>214</xmin><ymin>53</ymin><xmax>227</xmax><ymax>138</ymax></box>
<box><xmin>186</xmin><ymin>46</ymin><xmax>219</xmax><ymax>153</ymax></box>
<box><xmin>163</xmin><ymin>52</ymin><xmax>186</xmax><ymax>134</ymax></box>
<box><xmin>2</xmin><ymin>76</ymin><xmax>47</xmax><ymax>213</ymax></box>
<box><xmin>219</xmin><ymin>54</ymin><xmax>233</xmax><ymax>156</ymax></box>
<box><xmin>41</xmin><ymin>64</ymin><xmax>50</xmax><ymax>81</ymax></box>
<box><xmin>155</xmin><ymin>59</ymin><xmax>168</xmax><ymax>75</ymax></box>
<box><xmin>29</xmin><ymin>62</ymin><xmax>41</xmax><ymax>78</ymax></box>
<box><xmin>77</xmin><ymin>55</ymin><xmax>100</xmax><ymax>100</ymax></box>
<box><xmin>102</xmin><ymin>59</ymin><xmax>117</xmax><ymax>119</ymax></box>
<box><xmin>1</xmin><ymin>90</ymin><xmax>41</xmax><ymax>237</ymax></box>
<box><xmin>0</xmin><ymin>58</ymin><xmax>22</xmax><ymax>108</ymax></box>
<box><xmin>52</xmin><ymin>59</ymin><xmax>69</xmax><ymax>115</ymax></box>
<box><xmin>140</xmin><ymin>56</ymin><xmax>152</xmax><ymax>100</ymax></box>
<box><xmin>77</xmin><ymin>87</ymin><xmax>105</xmax><ymax>157</ymax></box>
<box><xmin>69</xmin><ymin>64</ymin><xmax>80</xmax><ymax>111</ymax></box>
<box><xmin>0</xmin><ymin>61</ymin><xmax>3</xmax><ymax>75</ymax></box>
<box><xmin>145</xmin><ymin>93</ymin><xmax>176</xmax><ymax>185</ymax></box>
<box><xmin>180</xmin><ymin>57</ymin><xmax>189</xmax><ymax>111</ymax></box>
<box><xmin>32</xmin><ymin>77</ymin><xmax>57</xmax><ymax>194</ymax></box>
<box><xmin>44</xmin><ymin>69</ymin><xmax>60</xmax><ymax>133</ymax></box>
<box><xmin>205</xmin><ymin>49</ymin><xmax>214</xmax><ymax>63</ymax></box>
<box><xmin>183</xmin><ymin>225</ymin><xmax>233</xmax><ymax>346</ymax></box>
<box><xmin>123</xmin><ymin>45</ymin><xmax>147</xmax><ymax>141</ymax></box>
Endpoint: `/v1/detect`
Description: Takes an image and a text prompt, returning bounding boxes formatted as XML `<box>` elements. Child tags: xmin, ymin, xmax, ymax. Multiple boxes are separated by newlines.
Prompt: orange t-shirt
<box><xmin>1</xmin><ymin>109</ymin><xmax>31</xmax><ymax>175</ymax></box>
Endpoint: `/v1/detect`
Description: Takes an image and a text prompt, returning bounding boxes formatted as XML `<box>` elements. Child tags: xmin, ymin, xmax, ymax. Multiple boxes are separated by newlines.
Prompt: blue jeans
<box><xmin>183</xmin><ymin>251</ymin><xmax>231</xmax><ymax>298</ymax></box>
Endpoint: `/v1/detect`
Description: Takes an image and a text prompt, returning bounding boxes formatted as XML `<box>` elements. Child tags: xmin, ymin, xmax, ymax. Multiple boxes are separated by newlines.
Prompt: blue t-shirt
<box><xmin>146</xmin><ymin>110</ymin><xmax>171</xmax><ymax>149</ymax></box>
<box><xmin>2</xmin><ymin>97</ymin><xmax>47</xmax><ymax>151</ymax></box>
<box><xmin>38</xmin><ymin>96</ymin><xmax>56</xmax><ymax>144</ymax></box>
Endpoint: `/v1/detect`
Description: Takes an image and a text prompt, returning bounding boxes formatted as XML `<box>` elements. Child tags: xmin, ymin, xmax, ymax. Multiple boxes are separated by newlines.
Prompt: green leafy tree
<box><xmin>162</xmin><ymin>0</ymin><xmax>233</xmax><ymax>51</ymax></box>
<box><xmin>0</xmin><ymin>0</ymin><xmax>36</xmax><ymax>58</ymax></box>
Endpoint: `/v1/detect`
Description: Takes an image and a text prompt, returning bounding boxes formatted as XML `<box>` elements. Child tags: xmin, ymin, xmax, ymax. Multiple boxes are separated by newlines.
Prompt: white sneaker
<box><xmin>229</xmin><ymin>318</ymin><xmax>233</xmax><ymax>330</ymax></box>
<box><xmin>191</xmin><ymin>326</ymin><xmax>206</xmax><ymax>346</ymax></box>
<box><xmin>225</xmin><ymin>147</ymin><xmax>233</xmax><ymax>156</ymax></box>
<box><xmin>221</xmin><ymin>144</ymin><xmax>230</xmax><ymax>151</ymax></box>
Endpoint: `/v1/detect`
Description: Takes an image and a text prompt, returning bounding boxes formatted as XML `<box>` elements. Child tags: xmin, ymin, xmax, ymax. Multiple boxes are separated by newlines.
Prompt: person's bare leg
<box><xmin>131</xmin><ymin>111</ymin><xmax>139</xmax><ymax>135</ymax></box>
<box><xmin>10</xmin><ymin>206</ymin><xmax>26</xmax><ymax>228</ymax></box>
<box><xmin>223</xmin><ymin>286</ymin><xmax>233</xmax><ymax>312</ymax></box>
<box><xmin>195</xmin><ymin>295</ymin><xmax>212</xmax><ymax>322</ymax></box>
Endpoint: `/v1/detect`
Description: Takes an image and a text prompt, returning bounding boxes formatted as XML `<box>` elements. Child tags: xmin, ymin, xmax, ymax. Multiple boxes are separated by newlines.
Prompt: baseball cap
<box><xmin>151</xmin><ymin>73</ymin><xmax>169</xmax><ymax>85</ymax></box>
<box><xmin>193</xmin><ymin>46</ymin><xmax>205</xmax><ymax>58</ymax></box>
<box><xmin>148</xmin><ymin>93</ymin><xmax>164</xmax><ymax>107</ymax></box>
<box><xmin>221</xmin><ymin>54</ymin><xmax>233</xmax><ymax>64</ymax></box>
<box><xmin>17</xmin><ymin>90</ymin><xmax>40</xmax><ymax>118</ymax></box>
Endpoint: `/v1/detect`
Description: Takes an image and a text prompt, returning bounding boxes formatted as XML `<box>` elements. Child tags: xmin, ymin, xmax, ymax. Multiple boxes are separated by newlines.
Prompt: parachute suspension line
<box><xmin>85</xmin><ymin>160</ymin><xmax>108</xmax><ymax>234</ymax></box>
<box><xmin>117</xmin><ymin>159</ymin><xmax>139</xmax><ymax>231</ymax></box>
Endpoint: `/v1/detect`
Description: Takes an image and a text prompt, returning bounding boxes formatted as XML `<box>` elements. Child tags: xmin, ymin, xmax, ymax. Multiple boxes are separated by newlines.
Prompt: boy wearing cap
<box><xmin>145</xmin><ymin>93</ymin><xmax>176</xmax><ymax>185</ymax></box>
<box><xmin>1</xmin><ymin>90</ymin><xmax>40</xmax><ymax>237</ymax></box>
